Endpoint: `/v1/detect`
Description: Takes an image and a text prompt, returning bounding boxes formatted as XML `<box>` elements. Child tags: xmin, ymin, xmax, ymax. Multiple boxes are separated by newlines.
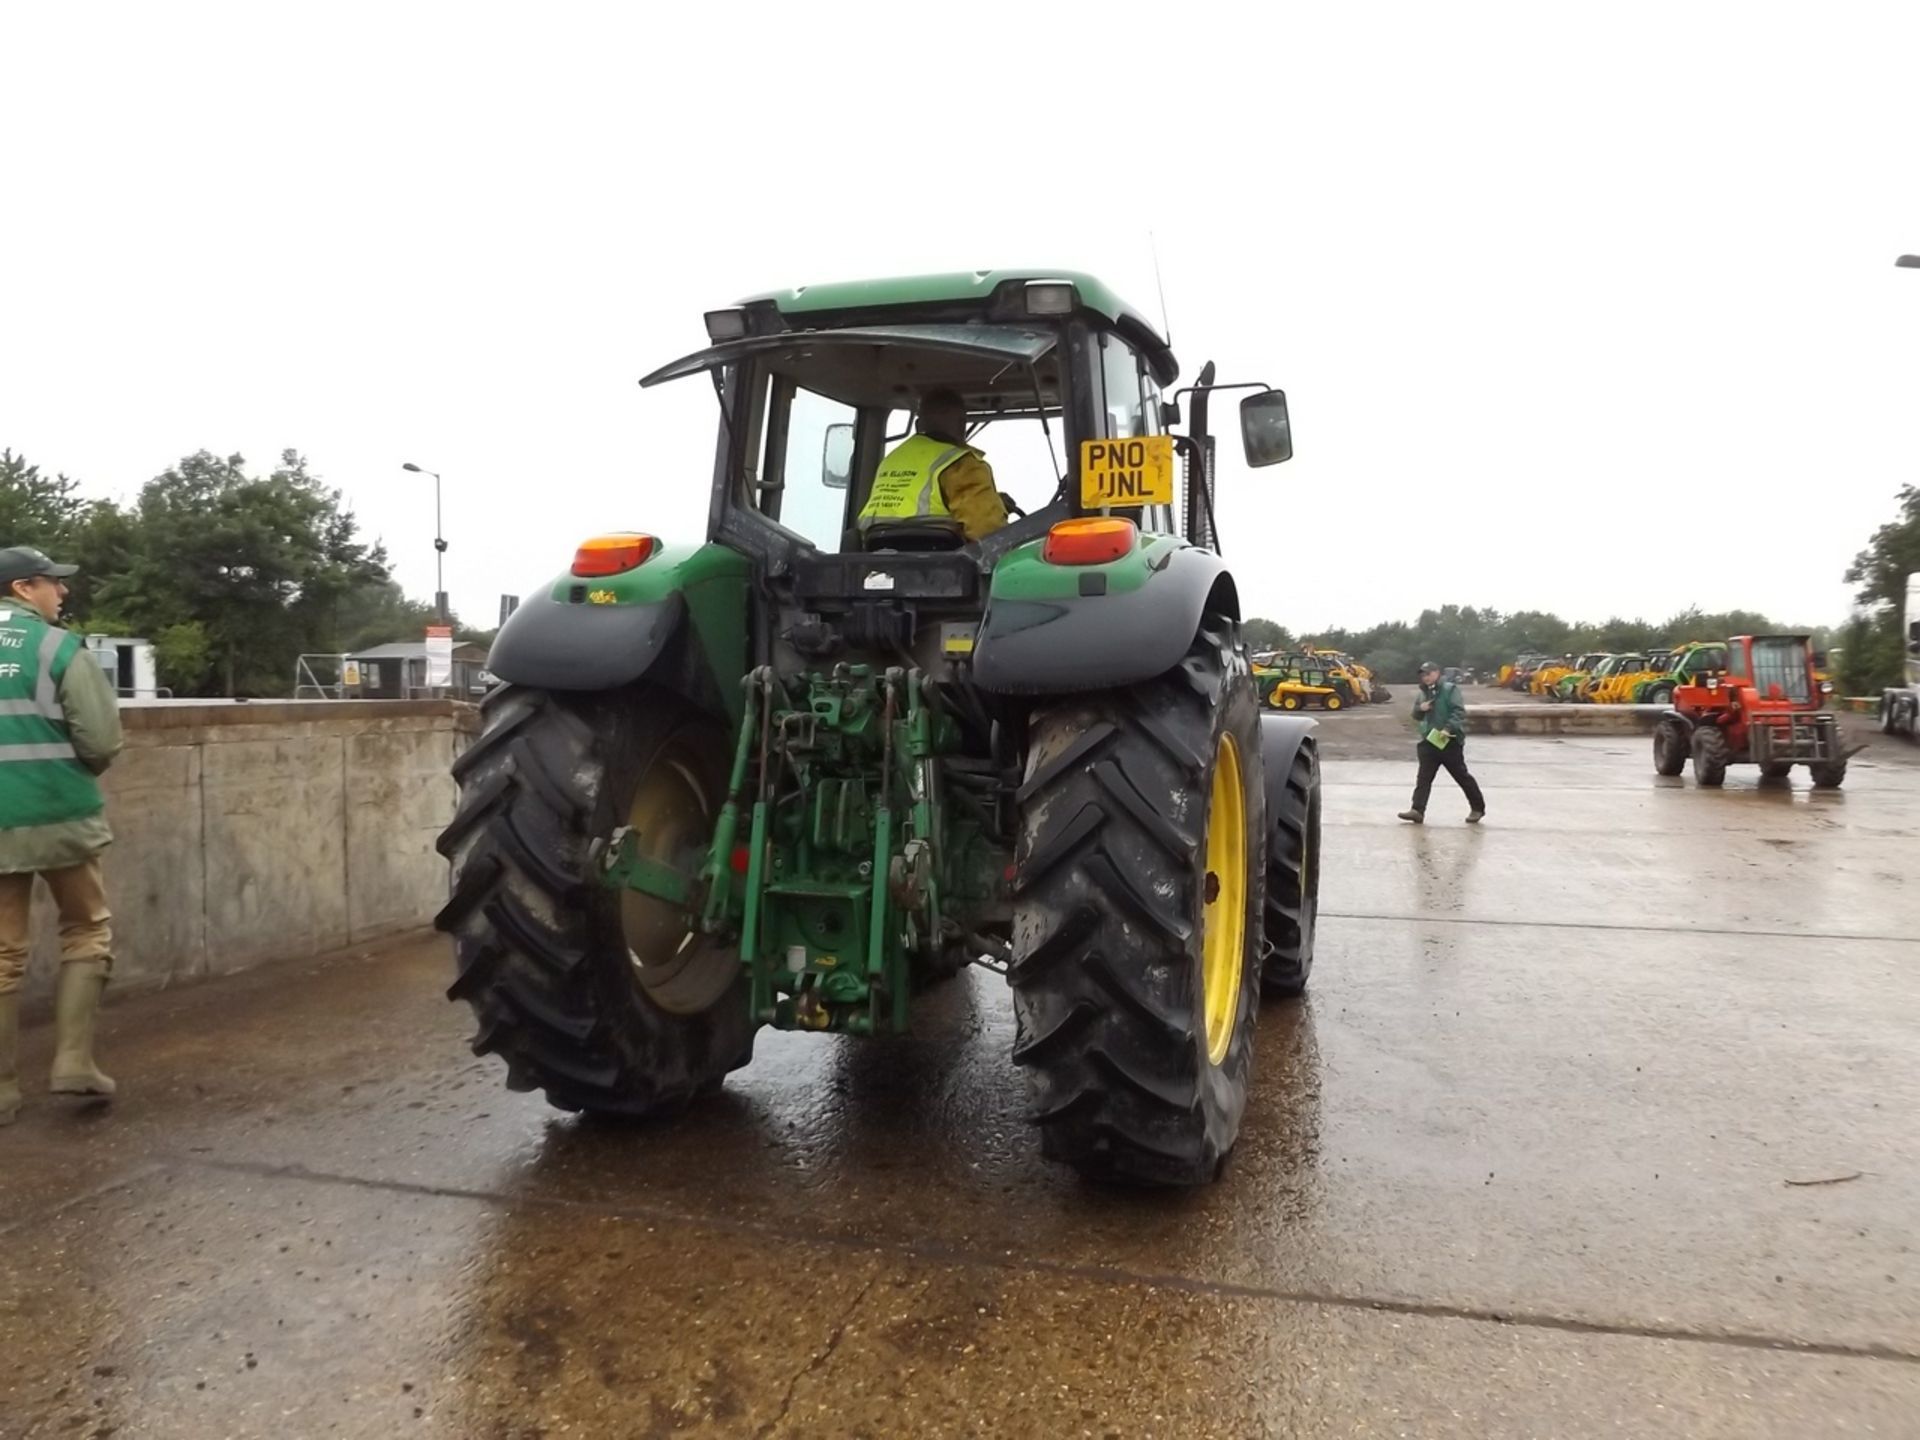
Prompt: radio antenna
<box><xmin>1149</xmin><ymin>230</ymin><xmax>1173</xmax><ymax>347</ymax></box>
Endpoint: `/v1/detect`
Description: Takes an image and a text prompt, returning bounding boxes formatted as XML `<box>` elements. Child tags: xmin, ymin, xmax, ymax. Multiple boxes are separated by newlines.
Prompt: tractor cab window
<box><xmin>956</xmin><ymin>405</ymin><xmax>1070</xmax><ymax>523</ymax></box>
<box><xmin>1095</xmin><ymin>331</ymin><xmax>1172</xmax><ymax>533</ymax></box>
<box><xmin>1101</xmin><ymin>332</ymin><xmax>1149</xmax><ymax>438</ymax></box>
<box><xmin>717</xmin><ymin>327</ymin><xmax>1072</xmax><ymax>553</ymax></box>
<box><xmin>1677</xmin><ymin>648</ymin><xmax>1726</xmax><ymax>680</ymax></box>
<box><xmin>1749</xmin><ymin>638</ymin><xmax>1812</xmax><ymax>702</ymax></box>
<box><xmin>871</xmin><ymin>404</ymin><xmax>1068</xmax><ymax>528</ymax></box>
<box><xmin>754</xmin><ymin>380</ymin><xmax>859</xmax><ymax>552</ymax></box>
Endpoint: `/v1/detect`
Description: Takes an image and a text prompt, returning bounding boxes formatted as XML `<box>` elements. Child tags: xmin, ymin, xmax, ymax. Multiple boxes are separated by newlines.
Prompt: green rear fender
<box><xmin>486</xmin><ymin>541</ymin><xmax>749</xmax><ymax>720</ymax></box>
<box><xmin>971</xmin><ymin>533</ymin><xmax>1238</xmax><ymax>695</ymax></box>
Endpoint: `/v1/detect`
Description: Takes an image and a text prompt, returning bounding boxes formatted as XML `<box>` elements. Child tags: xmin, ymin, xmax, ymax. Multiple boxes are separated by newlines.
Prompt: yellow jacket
<box><xmin>859</xmin><ymin>434</ymin><xmax>1008</xmax><ymax>542</ymax></box>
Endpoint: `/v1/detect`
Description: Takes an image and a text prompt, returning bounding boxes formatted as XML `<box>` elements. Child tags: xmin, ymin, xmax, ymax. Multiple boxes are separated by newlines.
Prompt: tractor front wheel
<box><xmin>1010</xmin><ymin>620</ymin><xmax>1266</xmax><ymax>1186</ymax></box>
<box><xmin>1691</xmin><ymin>725</ymin><xmax>1730</xmax><ymax>787</ymax></box>
<box><xmin>436</xmin><ymin>684</ymin><xmax>755</xmax><ymax>1117</ymax></box>
<box><xmin>1653</xmin><ymin>722</ymin><xmax>1688</xmax><ymax>777</ymax></box>
<box><xmin>1323</xmin><ymin>693</ymin><xmax>1343</xmax><ymax>711</ymax></box>
<box><xmin>1809</xmin><ymin>759</ymin><xmax>1848</xmax><ymax>789</ymax></box>
<box><xmin>1281</xmin><ymin>694</ymin><xmax>1302</xmax><ymax>711</ymax></box>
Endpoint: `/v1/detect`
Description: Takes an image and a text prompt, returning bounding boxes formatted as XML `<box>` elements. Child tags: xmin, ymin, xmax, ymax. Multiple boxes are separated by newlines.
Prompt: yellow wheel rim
<box><xmin>1283</xmin><ymin>695</ymin><xmax>1300</xmax><ymax>710</ymax></box>
<box><xmin>619</xmin><ymin>735</ymin><xmax>733</xmax><ymax>1014</ymax></box>
<box><xmin>1200</xmin><ymin>732</ymin><xmax>1248</xmax><ymax>1066</ymax></box>
<box><xmin>1327</xmin><ymin>695</ymin><xmax>1343</xmax><ymax>710</ymax></box>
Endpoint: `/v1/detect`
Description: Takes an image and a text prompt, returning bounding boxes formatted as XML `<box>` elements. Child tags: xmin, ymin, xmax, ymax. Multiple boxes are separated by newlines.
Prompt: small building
<box><xmin>83</xmin><ymin>634</ymin><xmax>162</xmax><ymax>699</ymax></box>
<box><xmin>344</xmin><ymin>641</ymin><xmax>492</xmax><ymax>700</ymax></box>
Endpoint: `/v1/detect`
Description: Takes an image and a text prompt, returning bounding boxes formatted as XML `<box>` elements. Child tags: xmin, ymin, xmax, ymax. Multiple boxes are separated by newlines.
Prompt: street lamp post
<box><xmin>401</xmin><ymin>462</ymin><xmax>449</xmax><ymax>624</ymax></box>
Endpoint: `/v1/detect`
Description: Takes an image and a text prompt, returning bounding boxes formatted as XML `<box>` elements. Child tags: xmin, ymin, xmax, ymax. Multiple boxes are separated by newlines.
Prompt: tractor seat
<box><xmin>856</xmin><ymin>518</ymin><xmax>967</xmax><ymax>553</ymax></box>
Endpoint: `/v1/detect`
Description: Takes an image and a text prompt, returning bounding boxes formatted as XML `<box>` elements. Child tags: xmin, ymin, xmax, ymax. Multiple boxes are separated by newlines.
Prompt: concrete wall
<box><xmin>1466</xmin><ymin>703</ymin><xmax>1667</xmax><ymax>736</ymax></box>
<box><xmin>19</xmin><ymin>701</ymin><xmax>475</xmax><ymax>1004</ymax></box>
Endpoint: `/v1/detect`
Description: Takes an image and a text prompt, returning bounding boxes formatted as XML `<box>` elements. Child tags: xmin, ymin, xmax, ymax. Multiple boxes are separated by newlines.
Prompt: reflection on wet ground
<box><xmin>4</xmin><ymin>735</ymin><xmax>1920</xmax><ymax>1436</ymax></box>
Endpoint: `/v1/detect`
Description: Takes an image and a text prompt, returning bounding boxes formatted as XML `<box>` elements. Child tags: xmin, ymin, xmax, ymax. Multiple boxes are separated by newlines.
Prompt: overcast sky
<box><xmin>5</xmin><ymin>2</ymin><xmax>1918</xmax><ymax>634</ymax></box>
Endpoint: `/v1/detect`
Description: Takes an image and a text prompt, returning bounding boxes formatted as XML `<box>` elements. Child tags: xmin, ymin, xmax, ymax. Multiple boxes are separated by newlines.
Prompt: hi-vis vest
<box><xmin>857</xmin><ymin>434</ymin><xmax>976</xmax><ymax>527</ymax></box>
<box><xmin>0</xmin><ymin>608</ymin><xmax>104</xmax><ymax>828</ymax></box>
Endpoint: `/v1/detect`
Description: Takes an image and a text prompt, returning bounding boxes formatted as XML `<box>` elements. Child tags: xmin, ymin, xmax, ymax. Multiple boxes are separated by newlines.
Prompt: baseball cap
<box><xmin>1418</xmin><ymin>659</ymin><xmax>1441</xmax><ymax>673</ymax></box>
<box><xmin>0</xmin><ymin>546</ymin><xmax>79</xmax><ymax>586</ymax></box>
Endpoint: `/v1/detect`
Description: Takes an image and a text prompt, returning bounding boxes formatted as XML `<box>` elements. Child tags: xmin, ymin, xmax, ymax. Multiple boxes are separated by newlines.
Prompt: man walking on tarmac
<box><xmin>0</xmin><ymin>546</ymin><xmax>123</xmax><ymax>1125</ymax></box>
<box><xmin>857</xmin><ymin>388</ymin><xmax>1009</xmax><ymax>543</ymax></box>
<box><xmin>1399</xmin><ymin>660</ymin><xmax>1486</xmax><ymax>825</ymax></box>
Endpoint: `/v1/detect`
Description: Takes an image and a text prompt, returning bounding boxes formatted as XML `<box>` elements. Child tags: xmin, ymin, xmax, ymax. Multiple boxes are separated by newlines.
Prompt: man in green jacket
<box><xmin>1398</xmin><ymin>660</ymin><xmax>1486</xmax><ymax>825</ymax></box>
<box><xmin>0</xmin><ymin>546</ymin><xmax>124</xmax><ymax>1124</ymax></box>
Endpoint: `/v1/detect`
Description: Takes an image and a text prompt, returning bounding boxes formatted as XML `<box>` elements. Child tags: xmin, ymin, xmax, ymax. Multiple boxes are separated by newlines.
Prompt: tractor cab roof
<box><xmin>660</xmin><ymin>269</ymin><xmax>1178</xmax><ymax>389</ymax></box>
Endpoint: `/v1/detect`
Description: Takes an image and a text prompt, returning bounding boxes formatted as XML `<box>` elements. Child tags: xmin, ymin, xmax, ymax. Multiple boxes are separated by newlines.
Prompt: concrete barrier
<box><xmin>18</xmin><ymin>700</ymin><xmax>477</xmax><ymax>1005</ymax></box>
<box><xmin>1466</xmin><ymin>701</ymin><xmax>1859</xmax><ymax>736</ymax></box>
<box><xmin>1467</xmin><ymin>703</ymin><xmax>1668</xmax><ymax>736</ymax></box>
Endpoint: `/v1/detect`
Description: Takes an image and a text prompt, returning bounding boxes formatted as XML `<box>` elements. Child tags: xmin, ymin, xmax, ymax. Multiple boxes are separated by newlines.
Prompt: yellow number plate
<box><xmin>1079</xmin><ymin>435</ymin><xmax>1174</xmax><ymax>508</ymax></box>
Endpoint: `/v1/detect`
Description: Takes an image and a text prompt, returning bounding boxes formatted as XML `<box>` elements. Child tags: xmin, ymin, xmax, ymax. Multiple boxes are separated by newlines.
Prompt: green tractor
<box><xmin>435</xmin><ymin>270</ymin><xmax>1322</xmax><ymax>1186</ymax></box>
<box><xmin>1547</xmin><ymin>652</ymin><xmax>1610</xmax><ymax>703</ymax></box>
<box><xmin>1631</xmin><ymin>642</ymin><xmax>1729</xmax><ymax>705</ymax></box>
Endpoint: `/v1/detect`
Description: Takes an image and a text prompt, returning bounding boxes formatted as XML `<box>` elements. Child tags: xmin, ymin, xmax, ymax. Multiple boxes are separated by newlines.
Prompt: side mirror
<box><xmin>1239</xmin><ymin>389</ymin><xmax>1292</xmax><ymax>467</ymax></box>
<box><xmin>822</xmin><ymin>423</ymin><xmax>855</xmax><ymax>490</ymax></box>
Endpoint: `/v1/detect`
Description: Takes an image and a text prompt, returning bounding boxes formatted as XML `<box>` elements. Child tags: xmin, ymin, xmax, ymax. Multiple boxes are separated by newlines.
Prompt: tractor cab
<box><xmin>1654</xmin><ymin>635</ymin><xmax>1853</xmax><ymax>788</ymax></box>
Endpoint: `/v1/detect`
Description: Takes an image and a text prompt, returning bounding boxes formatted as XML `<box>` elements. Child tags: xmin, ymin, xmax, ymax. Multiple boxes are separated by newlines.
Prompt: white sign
<box><xmin>342</xmin><ymin>660</ymin><xmax>361</xmax><ymax>688</ymax></box>
<box><xmin>424</xmin><ymin>626</ymin><xmax>454</xmax><ymax>688</ymax></box>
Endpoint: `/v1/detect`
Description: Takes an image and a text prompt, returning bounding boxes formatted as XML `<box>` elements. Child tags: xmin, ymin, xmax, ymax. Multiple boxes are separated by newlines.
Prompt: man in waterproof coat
<box><xmin>1398</xmin><ymin>660</ymin><xmax>1485</xmax><ymax>824</ymax></box>
<box><xmin>0</xmin><ymin>546</ymin><xmax>124</xmax><ymax>1125</ymax></box>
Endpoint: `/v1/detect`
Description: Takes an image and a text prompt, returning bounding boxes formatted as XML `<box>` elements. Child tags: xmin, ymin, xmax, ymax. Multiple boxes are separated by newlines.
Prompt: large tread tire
<box><xmin>435</xmin><ymin>684</ymin><xmax>755</xmax><ymax>1117</ymax></box>
<box><xmin>1691</xmin><ymin>725</ymin><xmax>1730</xmax><ymax>787</ymax></box>
<box><xmin>1653</xmin><ymin>721</ymin><xmax>1688</xmax><ymax>777</ymax></box>
<box><xmin>1009</xmin><ymin>621</ymin><xmax>1267</xmax><ymax>1187</ymax></box>
<box><xmin>1261</xmin><ymin>740</ymin><xmax>1320</xmax><ymax>998</ymax></box>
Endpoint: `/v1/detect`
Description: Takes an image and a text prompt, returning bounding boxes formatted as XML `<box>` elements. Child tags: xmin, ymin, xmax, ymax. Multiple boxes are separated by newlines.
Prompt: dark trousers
<box><xmin>1411</xmin><ymin>738</ymin><xmax>1485</xmax><ymax>814</ymax></box>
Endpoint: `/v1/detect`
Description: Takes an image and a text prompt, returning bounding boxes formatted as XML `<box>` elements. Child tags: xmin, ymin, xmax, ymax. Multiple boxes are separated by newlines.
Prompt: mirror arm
<box><xmin>1181</xmin><ymin>362</ymin><xmax>1217</xmax><ymax>544</ymax></box>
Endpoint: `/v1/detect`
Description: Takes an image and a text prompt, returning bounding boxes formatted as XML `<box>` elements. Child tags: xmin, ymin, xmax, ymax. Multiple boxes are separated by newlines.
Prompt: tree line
<box><xmin>1</xmin><ymin>447</ymin><xmax>483</xmax><ymax>697</ymax></box>
<box><xmin>9</xmin><ymin>443</ymin><xmax>1916</xmax><ymax>701</ymax></box>
<box><xmin>1241</xmin><ymin>609</ymin><xmax>1816</xmax><ymax>687</ymax></box>
<box><xmin>1238</xmin><ymin>487</ymin><xmax>1920</xmax><ymax>696</ymax></box>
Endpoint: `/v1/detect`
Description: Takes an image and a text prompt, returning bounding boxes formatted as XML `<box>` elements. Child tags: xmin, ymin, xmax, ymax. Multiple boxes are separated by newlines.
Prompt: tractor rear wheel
<box><xmin>1690</xmin><ymin>725</ymin><xmax>1729</xmax><ymax>787</ymax></box>
<box><xmin>1653</xmin><ymin>721</ymin><xmax>1688</xmax><ymax>776</ymax></box>
<box><xmin>1010</xmin><ymin>620</ymin><xmax>1266</xmax><ymax>1186</ymax></box>
<box><xmin>1281</xmin><ymin>693</ymin><xmax>1302</xmax><ymax>711</ymax></box>
<box><xmin>1261</xmin><ymin>738</ymin><xmax>1320</xmax><ymax>997</ymax></box>
<box><xmin>436</xmin><ymin>684</ymin><xmax>755</xmax><ymax>1117</ymax></box>
<box><xmin>1323</xmin><ymin>693</ymin><xmax>1344</xmax><ymax>711</ymax></box>
<box><xmin>1648</xmin><ymin>684</ymin><xmax>1675</xmax><ymax>706</ymax></box>
<box><xmin>1757</xmin><ymin>761</ymin><xmax>1794</xmax><ymax>780</ymax></box>
<box><xmin>1809</xmin><ymin>759</ymin><xmax>1848</xmax><ymax>789</ymax></box>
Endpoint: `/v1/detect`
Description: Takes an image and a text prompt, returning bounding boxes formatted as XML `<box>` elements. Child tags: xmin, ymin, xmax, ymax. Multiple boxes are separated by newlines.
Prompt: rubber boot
<box><xmin>0</xmin><ymin>992</ymin><xmax>20</xmax><ymax>1124</ymax></box>
<box><xmin>49</xmin><ymin>960</ymin><xmax>115</xmax><ymax>1097</ymax></box>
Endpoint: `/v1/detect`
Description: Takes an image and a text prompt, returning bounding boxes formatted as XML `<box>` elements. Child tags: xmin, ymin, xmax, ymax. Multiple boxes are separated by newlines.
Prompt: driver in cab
<box><xmin>857</xmin><ymin>389</ymin><xmax>1008</xmax><ymax>543</ymax></box>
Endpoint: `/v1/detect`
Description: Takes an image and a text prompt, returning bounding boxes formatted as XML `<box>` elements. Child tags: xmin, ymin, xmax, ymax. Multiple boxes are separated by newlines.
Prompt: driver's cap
<box><xmin>0</xmin><ymin>546</ymin><xmax>78</xmax><ymax>586</ymax></box>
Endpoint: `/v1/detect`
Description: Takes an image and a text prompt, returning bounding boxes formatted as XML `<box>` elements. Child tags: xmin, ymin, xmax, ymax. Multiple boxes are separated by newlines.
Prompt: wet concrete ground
<box><xmin>5</xmin><ymin>705</ymin><xmax>1920</xmax><ymax>1437</ymax></box>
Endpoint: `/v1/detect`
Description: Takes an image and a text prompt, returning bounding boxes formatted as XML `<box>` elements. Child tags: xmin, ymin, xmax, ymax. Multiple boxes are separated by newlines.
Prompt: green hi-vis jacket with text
<box><xmin>0</xmin><ymin>606</ymin><xmax>123</xmax><ymax>873</ymax></box>
<box><xmin>1412</xmin><ymin>679</ymin><xmax>1467</xmax><ymax>740</ymax></box>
